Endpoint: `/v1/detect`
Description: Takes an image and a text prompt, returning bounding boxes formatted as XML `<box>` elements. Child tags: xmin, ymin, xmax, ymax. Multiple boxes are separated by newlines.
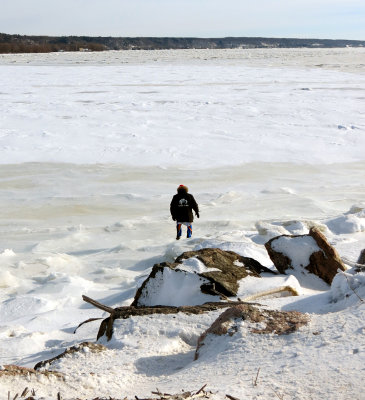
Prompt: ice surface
<box><xmin>0</xmin><ymin>50</ymin><xmax>365</xmax><ymax>167</ymax></box>
<box><xmin>0</xmin><ymin>49</ymin><xmax>364</xmax><ymax>399</ymax></box>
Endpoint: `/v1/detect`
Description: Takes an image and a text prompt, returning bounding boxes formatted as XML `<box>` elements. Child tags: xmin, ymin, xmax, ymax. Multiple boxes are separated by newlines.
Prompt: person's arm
<box><xmin>170</xmin><ymin>197</ymin><xmax>177</xmax><ymax>220</ymax></box>
<box><xmin>191</xmin><ymin>195</ymin><xmax>199</xmax><ymax>218</ymax></box>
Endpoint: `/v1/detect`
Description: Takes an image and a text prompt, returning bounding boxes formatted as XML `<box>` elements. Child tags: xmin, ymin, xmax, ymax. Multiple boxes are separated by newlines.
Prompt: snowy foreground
<box><xmin>0</xmin><ymin>49</ymin><xmax>365</xmax><ymax>399</ymax></box>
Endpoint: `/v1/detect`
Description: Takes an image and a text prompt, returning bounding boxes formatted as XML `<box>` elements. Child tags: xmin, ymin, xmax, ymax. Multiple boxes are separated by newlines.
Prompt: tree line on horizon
<box><xmin>1</xmin><ymin>33</ymin><xmax>364</xmax><ymax>54</ymax></box>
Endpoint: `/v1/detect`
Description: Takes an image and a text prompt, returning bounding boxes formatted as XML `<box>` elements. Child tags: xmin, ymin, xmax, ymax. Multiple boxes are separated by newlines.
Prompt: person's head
<box><xmin>177</xmin><ymin>184</ymin><xmax>188</xmax><ymax>193</ymax></box>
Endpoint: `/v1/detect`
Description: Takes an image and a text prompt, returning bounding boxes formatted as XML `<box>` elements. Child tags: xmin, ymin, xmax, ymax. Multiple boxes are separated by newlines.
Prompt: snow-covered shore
<box><xmin>0</xmin><ymin>48</ymin><xmax>364</xmax><ymax>399</ymax></box>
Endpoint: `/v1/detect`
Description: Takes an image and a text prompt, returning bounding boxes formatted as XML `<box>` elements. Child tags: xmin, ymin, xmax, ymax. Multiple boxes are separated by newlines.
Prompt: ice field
<box><xmin>0</xmin><ymin>48</ymin><xmax>365</xmax><ymax>399</ymax></box>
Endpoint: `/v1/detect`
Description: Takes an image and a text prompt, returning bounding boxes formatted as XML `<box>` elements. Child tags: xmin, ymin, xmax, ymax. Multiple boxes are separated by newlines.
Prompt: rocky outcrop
<box><xmin>195</xmin><ymin>304</ymin><xmax>309</xmax><ymax>359</ymax></box>
<box><xmin>175</xmin><ymin>248</ymin><xmax>275</xmax><ymax>296</ymax></box>
<box><xmin>265</xmin><ymin>227</ymin><xmax>346</xmax><ymax>284</ymax></box>
<box><xmin>132</xmin><ymin>248</ymin><xmax>273</xmax><ymax>306</ymax></box>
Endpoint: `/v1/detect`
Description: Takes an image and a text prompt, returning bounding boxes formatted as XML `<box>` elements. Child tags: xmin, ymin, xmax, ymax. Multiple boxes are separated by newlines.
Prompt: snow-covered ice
<box><xmin>0</xmin><ymin>48</ymin><xmax>365</xmax><ymax>399</ymax></box>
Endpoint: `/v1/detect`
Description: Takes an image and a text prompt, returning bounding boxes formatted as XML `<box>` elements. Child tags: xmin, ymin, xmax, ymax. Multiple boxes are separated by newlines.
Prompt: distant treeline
<box><xmin>1</xmin><ymin>33</ymin><xmax>365</xmax><ymax>53</ymax></box>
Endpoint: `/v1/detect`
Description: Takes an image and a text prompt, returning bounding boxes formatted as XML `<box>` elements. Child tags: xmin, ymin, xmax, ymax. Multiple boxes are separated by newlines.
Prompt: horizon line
<box><xmin>1</xmin><ymin>32</ymin><xmax>365</xmax><ymax>42</ymax></box>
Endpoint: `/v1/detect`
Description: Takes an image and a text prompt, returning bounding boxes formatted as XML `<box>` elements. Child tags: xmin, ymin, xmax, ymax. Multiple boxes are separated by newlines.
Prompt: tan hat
<box><xmin>177</xmin><ymin>184</ymin><xmax>188</xmax><ymax>192</ymax></box>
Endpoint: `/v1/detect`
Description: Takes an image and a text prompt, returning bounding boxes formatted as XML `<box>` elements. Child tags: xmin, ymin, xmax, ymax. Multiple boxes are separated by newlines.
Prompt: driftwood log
<box><xmin>82</xmin><ymin>295</ymin><xmax>259</xmax><ymax>341</ymax></box>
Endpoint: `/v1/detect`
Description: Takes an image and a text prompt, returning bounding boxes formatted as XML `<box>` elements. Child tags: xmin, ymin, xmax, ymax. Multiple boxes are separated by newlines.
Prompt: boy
<box><xmin>170</xmin><ymin>185</ymin><xmax>199</xmax><ymax>240</ymax></box>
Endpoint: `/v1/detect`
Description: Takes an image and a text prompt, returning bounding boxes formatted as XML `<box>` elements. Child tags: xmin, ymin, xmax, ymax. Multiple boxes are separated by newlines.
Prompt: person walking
<box><xmin>170</xmin><ymin>185</ymin><xmax>199</xmax><ymax>240</ymax></box>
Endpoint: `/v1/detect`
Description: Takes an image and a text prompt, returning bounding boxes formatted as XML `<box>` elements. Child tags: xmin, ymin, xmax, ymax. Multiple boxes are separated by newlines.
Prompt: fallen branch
<box><xmin>34</xmin><ymin>342</ymin><xmax>106</xmax><ymax>371</ymax></box>
<box><xmin>81</xmin><ymin>295</ymin><xmax>259</xmax><ymax>341</ymax></box>
<box><xmin>82</xmin><ymin>295</ymin><xmax>115</xmax><ymax>313</ymax></box>
<box><xmin>226</xmin><ymin>395</ymin><xmax>240</xmax><ymax>400</ymax></box>
<box><xmin>196</xmin><ymin>384</ymin><xmax>207</xmax><ymax>395</ymax></box>
<box><xmin>253</xmin><ymin>367</ymin><xmax>261</xmax><ymax>386</ymax></box>
<box><xmin>242</xmin><ymin>286</ymin><xmax>299</xmax><ymax>302</ymax></box>
<box><xmin>134</xmin><ymin>386</ymin><xmax>211</xmax><ymax>400</ymax></box>
<box><xmin>74</xmin><ymin>317</ymin><xmax>103</xmax><ymax>333</ymax></box>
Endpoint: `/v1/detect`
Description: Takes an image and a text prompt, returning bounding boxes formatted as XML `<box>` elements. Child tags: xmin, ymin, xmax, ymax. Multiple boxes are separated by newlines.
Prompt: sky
<box><xmin>1</xmin><ymin>0</ymin><xmax>365</xmax><ymax>40</ymax></box>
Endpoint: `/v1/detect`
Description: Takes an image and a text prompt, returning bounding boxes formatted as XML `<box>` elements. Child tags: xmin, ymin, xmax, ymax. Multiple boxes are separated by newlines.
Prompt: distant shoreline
<box><xmin>1</xmin><ymin>33</ymin><xmax>365</xmax><ymax>54</ymax></box>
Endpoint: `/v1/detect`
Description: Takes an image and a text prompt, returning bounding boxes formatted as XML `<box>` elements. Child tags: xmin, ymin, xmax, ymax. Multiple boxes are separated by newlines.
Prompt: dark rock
<box><xmin>356</xmin><ymin>249</ymin><xmax>365</xmax><ymax>273</ymax></box>
<box><xmin>131</xmin><ymin>262</ymin><xmax>179</xmax><ymax>306</ymax></box>
<box><xmin>195</xmin><ymin>304</ymin><xmax>309</xmax><ymax>359</ymax></box>
<box><xmin>265</xmin><ymin>227</ymin><xmax>346</xmax><ymax>284</ymax></box>
<box><xmin>358</xmin><ymin>249</ymin><xmax>365</xmax><ymax>265</ymax></box>
<box><xmin>175</xmin><ymin>248</ymin><xmax>274</xmax><ymax>297</ymax></box>
<box><xmin>132</xmin><ymin>248</ymin><xmax>271</xmax><ymax>306</ymax></box>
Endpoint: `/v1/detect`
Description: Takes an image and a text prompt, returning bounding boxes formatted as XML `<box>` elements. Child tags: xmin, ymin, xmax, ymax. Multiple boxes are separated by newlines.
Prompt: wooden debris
<box><xmin>0</xmin><ymin>365</ymin><xmax>63</xmax><ymax>379</ymax></box>
<box><xmin>82</xmin><ymin>295</ymin><xmax>260</xmax><ymax>341</ymax></box>
<box><xmin>34</xmin><ymin>342</ymin><xmax>107</xmax><ymax>370</ymax></box>
<box><xmin>226</xmin><ymin>395</ymin><xmax>240</xmax><ymax>400</ymax></box>
<box><xmin>82</xmin><ymin>296</ymin><xmax>115</xmax><ymax>313</ymax></box>
<box><xmin>5</xmin><ymin>388</ymin><xmax>214</xmax><ymax>400</ymax></box>
<box><xmin>253</xmin><ymin>367</ymin><xmax>261</xmax><ymax>386</ymax></box>
<box><xmin>73</xmin><ymin>317</ymin><xmax>103</xmax><ymax>333</ymax></box>
<box><xmin>196</xmin><ymin>384</ymin><xmax>207</xmax><ymax>395</ymax></box>
<box><xmin>242</xmin><ymin>285</ymin><xmax>299</xmax><ymax>302</ymax></box>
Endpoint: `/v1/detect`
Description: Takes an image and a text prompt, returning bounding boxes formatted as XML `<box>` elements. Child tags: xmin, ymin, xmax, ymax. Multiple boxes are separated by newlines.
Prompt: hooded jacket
<box><xmin>170</xmin><ymin>189</ymin><xmax>199</xmax><ymax>223</ymax></box>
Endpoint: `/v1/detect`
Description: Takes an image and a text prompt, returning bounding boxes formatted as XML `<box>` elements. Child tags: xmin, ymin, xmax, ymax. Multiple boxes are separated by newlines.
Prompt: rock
<box><xmin>356</xmin><ymin>249</ymin><xmax>365</xmax><ymax>273</ymax></box>
<box><xmin>132</xmin><ymin>248</ymin><xmax>272</xmax><ymax>306</ymax></box>
<box><xmin>265</xmin><ymin>227</ymin><xmax>346</xmax><ymax>284</ymax></box>
<box><xmin>358</xmin><ymin>249</ymin><xmax>365</xmax><ymax>265</ymax></box>
<box><xmin>175</xmin><ymin>248</ymin><xmax>274</xmax><ymax>296</ymax></box>
<box><xmin>131</xmin><ymin>262</ymin><xmax>183</xmax><ymax>307</ymax></box>
<box><xmin>195</xmin><ymin>304</ymin><xmax>309</xmax><ymax>359</ymax></box>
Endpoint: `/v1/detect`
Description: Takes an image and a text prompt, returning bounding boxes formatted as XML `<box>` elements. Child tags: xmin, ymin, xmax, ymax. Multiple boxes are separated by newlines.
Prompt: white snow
<box><xmin>179</xmin><ymin>257</ymin><xmax>220</xmax><ymax>274</ymax></box>
<box><xmin>271</xmin><ymin>235</ymin><xmax>321</xmax><ymax>269</ymax></box>
<box><xmin>133</xmin><ymin>267</ymin><xmax>220</xmax><ymax>307</ymax></box>
<box><xmin>326</xmin><ymin>206</ymin><xmax>365</xmax><ymax>234</ymax></box>
<box><xmin>0</xmin><ymin>48</ymin><xmax>364</xmax><ymax>399</ymax></box>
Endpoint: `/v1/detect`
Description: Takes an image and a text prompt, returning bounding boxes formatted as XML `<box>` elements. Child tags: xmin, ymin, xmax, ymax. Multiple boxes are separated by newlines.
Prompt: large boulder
<box><xmin>265</xmin><ymin>227</ymin><xmax>346</xmax><ymax>284</ymax></box>
<box><xmin>132</xmin><ymin>248</ymin><xmax>272</xmax><ymax>306</ymax></box>
<box><xmin>195</xmin><ymin>304</ymin><xmax>309</xmax><ymax>360</ymax></box>
<box><xmin>131</xmin><ymin>261</ymin><xmax>215</xmax><ymax>307</ymax></box>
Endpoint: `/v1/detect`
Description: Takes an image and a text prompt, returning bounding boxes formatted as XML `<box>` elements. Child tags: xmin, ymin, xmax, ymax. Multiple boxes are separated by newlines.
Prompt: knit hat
<box><xmin>177</xmin><ymin>184</ymin><xmax>188</xmax><ymax>192</ymax></box>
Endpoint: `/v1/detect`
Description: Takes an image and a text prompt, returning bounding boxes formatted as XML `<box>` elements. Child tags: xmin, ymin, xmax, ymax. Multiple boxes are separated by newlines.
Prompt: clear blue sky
<box><xmin>1</xmin><ymin>0</ymin><xmax>364</xmax><ymax>40</ymax></box>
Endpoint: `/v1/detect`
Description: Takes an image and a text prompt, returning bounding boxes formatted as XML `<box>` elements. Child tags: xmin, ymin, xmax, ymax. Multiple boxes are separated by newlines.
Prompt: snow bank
<box><xmin>134</xmin><ymin>267</ymin><xmax>220</xmax><ymax>307</ymax></box>
<box><xmin>330</xmin><ymin>270</ymin><xmax>365</xmax><ymax>309</ymax></box>
<box><xmin>326</xmin><ymin>206</ymin><xmax>365</xmax><ymax>234</ymax></box>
